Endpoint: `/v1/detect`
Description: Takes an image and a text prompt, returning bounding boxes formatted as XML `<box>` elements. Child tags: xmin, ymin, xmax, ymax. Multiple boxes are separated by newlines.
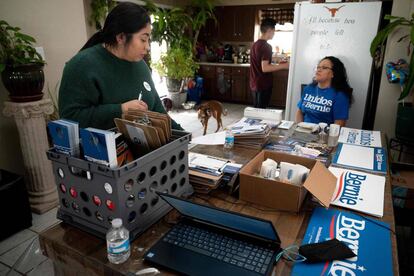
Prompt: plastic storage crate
<box><xmin>47</xmin><ymin>130</ymin><xmax>193</xmax><ymax>240</ymax></box>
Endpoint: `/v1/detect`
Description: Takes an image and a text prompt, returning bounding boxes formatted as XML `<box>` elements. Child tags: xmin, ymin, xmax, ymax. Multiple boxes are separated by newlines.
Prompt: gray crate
<box><xmin>47</xmin><ymin>130</ymin><xmax>193</xmax><ymax>240</ymax></box>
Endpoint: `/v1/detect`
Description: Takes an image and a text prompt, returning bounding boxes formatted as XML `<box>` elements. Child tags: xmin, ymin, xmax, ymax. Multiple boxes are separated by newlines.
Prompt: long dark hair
<box><xmin>312</xmin><ymin>56</ymin><xmax>353</xmax><ymax>104</ymax></box>
<box><xmin>80</xmin><ymin>2</ymin><xmax>150</xmax><ymax>51</ymax></box>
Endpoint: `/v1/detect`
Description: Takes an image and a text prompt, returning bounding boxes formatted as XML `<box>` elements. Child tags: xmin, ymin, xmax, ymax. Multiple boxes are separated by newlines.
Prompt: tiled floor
<box><xmin>169</xmin><ymin>102</ymin><xmax>247</xmax><ymax>138</ymax></box>
<box><xmin>0</xmin><ymin>208</ymin><xmax>60</xmax><ymax>275</ymax></box>
<box><xmin>0</xmin><ymin>102</ymin><xmax>247</xmax><ymax>276</ymax></box>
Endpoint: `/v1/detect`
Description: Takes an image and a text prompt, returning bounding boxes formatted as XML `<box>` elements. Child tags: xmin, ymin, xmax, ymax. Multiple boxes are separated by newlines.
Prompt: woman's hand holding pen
<box><xmin>121</xmin><ymin>99</ymin><xmax>148</xmax><ymax>113</ymax></box>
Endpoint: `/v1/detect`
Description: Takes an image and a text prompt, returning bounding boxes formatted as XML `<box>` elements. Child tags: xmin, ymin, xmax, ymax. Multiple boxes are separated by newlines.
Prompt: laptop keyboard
<box><xmin>163</xmin><ymin>223</ymin><xmax>274</xmax><ymax>274</ymax></box>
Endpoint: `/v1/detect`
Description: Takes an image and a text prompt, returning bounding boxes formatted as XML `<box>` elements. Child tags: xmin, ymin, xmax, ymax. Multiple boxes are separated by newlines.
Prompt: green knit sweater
<box><xmin>58</xmin><ymin>44</ymin><xmax>182</xmax><ymax>130</ymax></box>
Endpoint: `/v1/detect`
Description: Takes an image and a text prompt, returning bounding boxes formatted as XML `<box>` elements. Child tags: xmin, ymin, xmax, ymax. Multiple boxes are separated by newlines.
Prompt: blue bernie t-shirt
<box><xmin>297</xmin><ymin>85</ymin><xmax>349</xmax><ymax>124</ymax></box>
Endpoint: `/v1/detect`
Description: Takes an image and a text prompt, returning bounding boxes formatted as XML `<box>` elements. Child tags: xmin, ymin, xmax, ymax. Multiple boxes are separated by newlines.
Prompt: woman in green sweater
<box><xmin>58</xmin><ymin>2</ymin><xmax>182</xmax><ymax>130</ymax></box>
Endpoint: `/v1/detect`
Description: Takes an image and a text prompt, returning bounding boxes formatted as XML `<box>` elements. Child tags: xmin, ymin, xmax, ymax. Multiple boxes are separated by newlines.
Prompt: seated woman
<box><xmin>296</xmin><ymin>56</ymin><xmax>353</xmax><ymax>127</ymax></box>
<box><xmin>58</xmin><ymin>2</ymin><xmax>182</xmax><ymax>130</ymax></box>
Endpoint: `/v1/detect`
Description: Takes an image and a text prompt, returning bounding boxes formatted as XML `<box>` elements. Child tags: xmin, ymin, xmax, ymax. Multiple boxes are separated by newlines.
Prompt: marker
<box><xmin>138</xmin><ymin>91</ymin><xmax>142</xmax><ymax>101</ymax></box>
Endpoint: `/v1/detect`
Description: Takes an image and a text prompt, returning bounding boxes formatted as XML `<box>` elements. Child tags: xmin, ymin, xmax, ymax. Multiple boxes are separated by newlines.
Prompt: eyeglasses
<box><xmin>316</xmin><ymin>66</ymin><xmax>333</xmax><ymax>71</ymax></box>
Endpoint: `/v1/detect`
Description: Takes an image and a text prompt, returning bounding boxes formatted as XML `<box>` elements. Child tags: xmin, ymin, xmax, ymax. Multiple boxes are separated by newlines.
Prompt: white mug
<box><xmin>328</xmin><ymin>123</ymin><xmax>340</xmax><ymax>136</ymax></box>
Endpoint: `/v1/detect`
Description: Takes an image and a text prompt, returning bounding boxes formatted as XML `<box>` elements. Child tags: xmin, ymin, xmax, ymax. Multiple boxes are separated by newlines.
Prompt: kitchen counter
<box><xmin>197</xmin><ymin>62</ymin><xmax>250</xmax><ymax>67</ymax></box>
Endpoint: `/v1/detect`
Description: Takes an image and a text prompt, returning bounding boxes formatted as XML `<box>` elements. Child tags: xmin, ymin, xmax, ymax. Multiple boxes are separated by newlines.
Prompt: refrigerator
<box><xmin>285</xmin><ymin>1</ymin><xmax>382</xmax><ymax>128</ymax></box>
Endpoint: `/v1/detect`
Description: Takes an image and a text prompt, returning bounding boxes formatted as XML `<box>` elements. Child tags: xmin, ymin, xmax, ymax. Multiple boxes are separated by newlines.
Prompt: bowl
<box><xmin>182</xmin><ymin>101</ymin><xmax>196</xmax><ymax>110</ymax></box>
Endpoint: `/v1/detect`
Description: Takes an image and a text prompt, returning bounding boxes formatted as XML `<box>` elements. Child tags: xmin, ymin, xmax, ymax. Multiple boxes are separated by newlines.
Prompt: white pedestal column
<box><xmin>3</xmin><ymin>99</ymin><xmax>58</xmax><ymax>214</ymax></box>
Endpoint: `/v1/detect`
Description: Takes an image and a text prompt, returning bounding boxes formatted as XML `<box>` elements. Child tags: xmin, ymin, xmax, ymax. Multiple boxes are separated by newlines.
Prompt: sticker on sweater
<box><xmin>143</xmin><ymin>81</ymin><xmax>151</xmax><ymax>92</ymax></box>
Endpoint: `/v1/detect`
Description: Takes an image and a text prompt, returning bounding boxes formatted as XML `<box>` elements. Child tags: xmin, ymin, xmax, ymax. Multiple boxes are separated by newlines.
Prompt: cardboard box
<box><xmin>239</xmin><ymin>151</ymin><xmax>336</xmax><ymax>212</ymax></box>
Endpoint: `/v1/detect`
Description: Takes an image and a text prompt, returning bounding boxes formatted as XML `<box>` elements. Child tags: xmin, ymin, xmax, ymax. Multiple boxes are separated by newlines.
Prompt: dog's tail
<box><xmin>223</xmin><ymin>109</ymin><xmax>228</xmax><ymax>116</ymax></box>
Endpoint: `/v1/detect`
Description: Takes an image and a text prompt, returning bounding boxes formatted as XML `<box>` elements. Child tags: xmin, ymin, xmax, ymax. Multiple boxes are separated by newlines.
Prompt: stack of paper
<box><xmin>265</xmin><ymin>137</ymin><xmax>306</xmax><ymax>153</ymax></box>
<box><xmin>231</xmin><ymin>117</ymin><xmax>271</xmax><ymax>149</ymax></box>
<box><xmin>338</xmin><ymin>127</ymin><xmax>382</xmax><ymax>147</ymax></box>
<box><xmin>243</xmin><ymin>107</ymin><xmax>282</xmax><ymax>125</ymax></box>
<box><xmin>188</xmin><ymin>152</ymin><xmax>228</xmax><ymax>193</ymax></box>
<box><xmin>331</xmin><ymin>143</ymin><xmax>387</xmax><ymax>175</ymax></box>
<box><xmin>47</xmin><ymin>119</ymin><xmax>80</xmax><ymax>157</ymax></box>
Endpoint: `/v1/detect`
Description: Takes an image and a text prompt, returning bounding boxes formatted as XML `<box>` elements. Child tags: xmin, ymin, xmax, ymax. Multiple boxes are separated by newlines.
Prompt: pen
<box><xmin>138</xmin><ymin>91</ymin><xmax>142</xmax><ymax>101</ymax></box>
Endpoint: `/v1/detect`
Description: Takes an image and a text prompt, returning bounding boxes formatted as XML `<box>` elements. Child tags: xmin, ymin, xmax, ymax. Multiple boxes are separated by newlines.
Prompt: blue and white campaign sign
<box><xmin>292</xmin><ymin>207</ymin><xmax>392</xmax><ymax>276</ymax></box>
<box><xmin>338</xmin><ymin>127</ymin><xmax>382</xmax><ymax>148</ymax></box>
<box><xmin>331</xmin><ymin>143</ymin><xmax>387</xmax><ymax>175</ymax></box>
<box><xmin>329</xmin><ymin>167</ymin><xmax>385</xmax><ymax>217</ymax></box>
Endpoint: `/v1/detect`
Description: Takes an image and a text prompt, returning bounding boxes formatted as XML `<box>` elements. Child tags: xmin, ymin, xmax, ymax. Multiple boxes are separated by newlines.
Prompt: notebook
<box><xmin>144</xmin><ymin>193</ymin><xmax>281</xmax><ymax>276</ymax></box>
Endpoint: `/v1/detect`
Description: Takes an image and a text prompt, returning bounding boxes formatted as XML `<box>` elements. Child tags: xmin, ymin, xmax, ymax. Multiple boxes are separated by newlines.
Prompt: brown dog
<box><xmin>197</xmin><ymin>100</ymin><xmax>227</xmax><ymax>135</ymax></box>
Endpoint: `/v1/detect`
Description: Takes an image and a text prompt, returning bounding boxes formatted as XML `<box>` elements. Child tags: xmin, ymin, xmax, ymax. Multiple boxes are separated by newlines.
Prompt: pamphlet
<box><xmin>47</xmin><ymin>119</ymin><xmax>79</xmax><ymax>156</ymax></box>
<box><xmin>80</xmin><ymin>128</ymin><xmax>117</xmax><ymax>168</ymax></box>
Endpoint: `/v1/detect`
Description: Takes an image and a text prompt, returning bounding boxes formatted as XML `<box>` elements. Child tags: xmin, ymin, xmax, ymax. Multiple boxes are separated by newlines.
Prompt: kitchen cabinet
<box><xmin>231</xmin><ymin>67</ymin><xmax>249</xmax><ymax>104</ymax></box>
<box><xmin>198</xmin><ymin>9</ymin><xmax>221</xmax><ymax>42</ymax></box>
<box><xmin>199</xmin><ymin>65</ymin><xmax>251</xmax><ymax>103</ymax></box>
<box><xmin>215</xmin><ymin>67</ymin><xmax>232</xmax><ymax>102</ymax></box>
<box><xmin>199</xmin><ymin>65</ymin><xmax>289</xmax><ymax>107</ymax></box>
<box><xmin>199</xmin><ymin>65</ymin><xmax>216</xmax><ymax>100</ymax></box>
<box><xmin>270</xmin><ymin>70</ymin><xmax>289</xmax><ymax>108</ymax></box>
<box><xmin>217</xmin><ymin>6</ymin><xmax>255</xmax><ymax>42</ymax></box>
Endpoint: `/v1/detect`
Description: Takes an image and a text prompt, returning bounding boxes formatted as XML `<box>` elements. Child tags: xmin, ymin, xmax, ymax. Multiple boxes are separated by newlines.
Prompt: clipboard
<box><xmin>114</xmin><ymin>118</ymin><xmax>161</xmax><ymax>152</ymax></box>
<box><xmin>127</xmin><ymin>109</ymin><xmax>172</xmax><ymax>138</ymax></box>
<box><xmin>122</xmin><ymin>114</ymin><xmax>168</xmax><ymax>145</ymax></box>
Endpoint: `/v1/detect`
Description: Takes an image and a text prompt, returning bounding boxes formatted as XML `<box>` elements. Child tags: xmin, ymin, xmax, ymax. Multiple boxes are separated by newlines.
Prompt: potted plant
<box><xmin>370</xmin><ymin>14</ymin><xmax>414</xmax><ymax>143</ymax></box>
<box><xmin>145</xmin><ymin>0</ymin><xmax>214</xmax><ymax>94</ymax></box>
<box><xmin>152</xmin><ymin>47</ymin><xmax>199</xmax><ymax>90</ymax></box>
<box><xmin>0</xmin><ymin>20</ymin><xmax>45</xmax><ymax>102</ymax></box>
<box><xmin>152</xmin><ymin>46</ymin><xmax>199</xmax><ymax>107</ymax></box>
<box><xmin>89</xmin><ymin>0</ymin><xmax>116</xmax><ymax>30</ymax></box>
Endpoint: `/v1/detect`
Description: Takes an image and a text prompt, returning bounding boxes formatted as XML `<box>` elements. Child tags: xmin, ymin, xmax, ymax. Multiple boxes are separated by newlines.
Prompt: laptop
<box><xmin>144</xmin><ymin>193</ymin><xmax>282</xmax><ymax>276</ymax></box>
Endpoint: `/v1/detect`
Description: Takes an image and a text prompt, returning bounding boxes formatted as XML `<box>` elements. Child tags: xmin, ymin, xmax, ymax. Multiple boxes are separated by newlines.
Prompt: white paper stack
<box><xmin>188</xmin><ymin>152</ymin><xmax>229</xmax><ymax>193</ymax></box>
<box><xmin>331</xmin><ymin>143</ymin><xmax>387</xmax><ymax>175</ymax></box>
<box><xmin>243</xmin><ymin>107</ymin><xmax>283</xmax><ymax>126</ymax></box>
<box><xmin>338</xmin><ymin>127</ymin><xmax>382</xmax><ymax>147</ymax></box>
<box><xmin>230</xmin><ymin>117</ymin><xmax>271</xmax><ymax>149</ymax></box>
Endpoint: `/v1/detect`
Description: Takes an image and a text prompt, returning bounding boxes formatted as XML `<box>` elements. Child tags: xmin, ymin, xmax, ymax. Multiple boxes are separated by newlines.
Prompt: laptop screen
<box><xmin>160</xmin><ymin>194</ymin><xmax>280</xmax><ymax>242</ymax></box>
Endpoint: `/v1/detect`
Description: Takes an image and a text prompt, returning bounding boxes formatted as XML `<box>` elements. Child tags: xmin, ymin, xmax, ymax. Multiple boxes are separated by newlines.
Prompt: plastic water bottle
<box><xmin>106</xmin><ymin>218</ymin><xmax>130</xmax><ymax>264</ymax></box>
<box><xmin>224</xmin><ymin>130</ymin><xmax>234</xmax><ymax>149</ymax></box>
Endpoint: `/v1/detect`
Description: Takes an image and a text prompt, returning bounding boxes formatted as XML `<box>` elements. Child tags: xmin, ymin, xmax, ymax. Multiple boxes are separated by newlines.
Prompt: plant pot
<box><xmin>1</xmin><ymin>63</ymin><xmax>44</xmax><ymax>102</ymax></box>
<box><xmin>166</xmin><ymin>78</ymin><xmax>182</xmax><ymax>93</ymax></box>
<box><xmin>395</xmin><ymin>102</ymin><xmax>414</xmax><ymax>144</ymax></box>
<box><xmin>168</xmin><ymin>92</ymin><xmax>187</xmax><ymax>109</ymax></box>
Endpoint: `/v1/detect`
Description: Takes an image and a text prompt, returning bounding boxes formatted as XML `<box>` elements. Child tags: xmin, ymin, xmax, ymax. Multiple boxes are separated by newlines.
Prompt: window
<box><xmin>149</xmin><ymin>14</ymin><xmax>168</xmax><ymax>97</ymax></box>
<box><xmin>268</xmin><ymin>23</ymin><xmax>294</xmax><ymax>56</ymax></box>
<box><xmin>259</xmin><ymin>8</ymin><xmax>294</xmax><ymax>55</ymax></box>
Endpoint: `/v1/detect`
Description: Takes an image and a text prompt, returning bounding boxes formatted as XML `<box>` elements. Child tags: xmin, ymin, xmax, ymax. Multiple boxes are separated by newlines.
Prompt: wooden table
<box><xmin>39</xmin><ymin>142</ymin><xmax>399</xmax><ymax>276</ymax></box>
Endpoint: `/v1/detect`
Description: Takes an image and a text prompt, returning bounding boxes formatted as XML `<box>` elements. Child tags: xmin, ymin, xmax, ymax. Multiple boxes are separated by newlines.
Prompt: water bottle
<box><xmin>224</xmin><ymin>130</ymin><xmax>234</xmax><ymax>149</ymax></box>
<box><xmin>106</xmin><ymin>218</ymin><xmax>130</xmax><ymax>264</ymax></box>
